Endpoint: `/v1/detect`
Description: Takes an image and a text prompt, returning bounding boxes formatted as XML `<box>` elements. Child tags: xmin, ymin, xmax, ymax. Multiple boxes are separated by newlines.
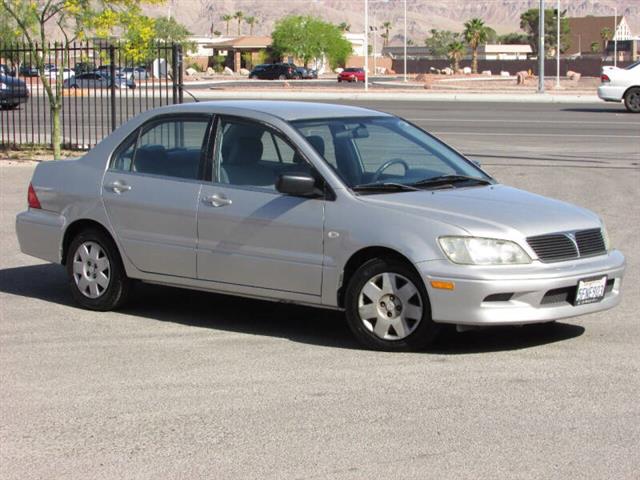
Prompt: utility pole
<box><xmin>403</xmin><ymin>0</ymin><xmax>408</xmax><ymax>82</ymax></box>
<box><xmin>556</xmin><ymin>0</ymin><xmax>560</xmax><ymax>89</ymax></box>
<box><xmin>614</xmin><ymin>8</ymin><xmax>618</xmax><ymax>67</ymax></box>
<box><xmin>371</xmin><ymin>13</ymin><xmax>377</xmax><ymax>76</ymax></box>
<box><xmin>364</xmin><ymin>0</ymin><xmax>369</xmax><ymax>91</ymax></box>
<box><xmin>538</xmin><ymin>0</ymin><xmax>545</xmax><ymax>93</ymax></box>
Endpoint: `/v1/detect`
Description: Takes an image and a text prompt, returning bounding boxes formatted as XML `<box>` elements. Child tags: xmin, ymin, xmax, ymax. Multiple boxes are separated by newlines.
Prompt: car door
<box><xmin>196</xmin><ymin>116</ymin><xmax>326</xmax><ymax>296</ymax></box>
<box><xmin>102</xmin><ymin>114</ymin><xmax>212</xmax><ymax>278</ymax></box>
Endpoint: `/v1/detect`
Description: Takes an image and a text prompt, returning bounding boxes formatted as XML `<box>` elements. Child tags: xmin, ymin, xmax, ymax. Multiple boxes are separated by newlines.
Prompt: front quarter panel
<box><xmin>321</xmin><ymin>194</ymin><xmax>467</xmax><ymax>306</ymax></box>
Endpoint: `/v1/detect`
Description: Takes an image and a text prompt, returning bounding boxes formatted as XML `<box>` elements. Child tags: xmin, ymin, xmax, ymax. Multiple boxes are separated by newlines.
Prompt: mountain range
<box><xmin>145</xmin><ymin>0</ymin><xmax>639</xmax><ymax>45</ymax></box>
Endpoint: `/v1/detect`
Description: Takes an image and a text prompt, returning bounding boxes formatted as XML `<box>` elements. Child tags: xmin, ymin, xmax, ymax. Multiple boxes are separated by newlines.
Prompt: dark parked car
<box><xmin>248</xmin><ymin>63</ymin><xmax>301</xmax><ymax>80</ymax></box>
<box><xmin>74</xmin><ymin>62</ymin><xmax>96</xmax><ymax>75</ymax></box>
<box><xmin>296</xmin><ymin>67</ymin><xmax>318</xmax><ymax>79</ymax></box>
<box><xmin>0</xmin><ymin>73</ymin><xmax>29</xmax><ymax>109</ymax></box>
<box><xmin>338</xmin><ymin>67</ymin><xmax>366</xmax><ymax>83</ymax></box>
<box><xmin>0</xmin><ymin>64</ymin><xmax>15</xmax><ymax>76</ymax></box>
<box><xmin>19</xmin><ymin>65</ymin><xmax>40</xmax><ymax>77</ymax></box>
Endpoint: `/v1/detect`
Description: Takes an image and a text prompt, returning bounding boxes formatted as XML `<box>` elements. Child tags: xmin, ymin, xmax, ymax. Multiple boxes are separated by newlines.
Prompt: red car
<box><xmin>338</xmin><ymin>68</ymin><xmax>365</xmax><ymax>83</ymax></box>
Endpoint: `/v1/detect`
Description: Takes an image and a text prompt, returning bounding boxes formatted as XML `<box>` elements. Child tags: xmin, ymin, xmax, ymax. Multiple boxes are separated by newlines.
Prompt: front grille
<box><xmin>527</xmin><ymin>229</ymin><xmax>606</xmax><ymax>263</ymax></box>
<box><xmin>575</xmin><ymin>229</ymin><xmax>606</xmax><ymax>257</ymax></box>
<box><xmin>527</xmin><ymin>234</ymin><xmax>578</xmax><ymax>262</ymax></box>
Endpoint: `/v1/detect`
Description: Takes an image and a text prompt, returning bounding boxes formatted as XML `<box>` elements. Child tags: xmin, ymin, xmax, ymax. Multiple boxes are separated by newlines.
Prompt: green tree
<box><xmin>590</xmin><ymin>41</ymin><xmax>600</xmax><ymax>53</ymax></box>
<box><xmin>338</xmin><ymin>22</ymin><xmax>350</xmax><ymax>32</ymax></box>
<box><xmin>463</xmin><ymin>18</ymin><xmax>489</xmax><ymax>74</ymax></box>
<box><xmin>0</xmin><ymin>0</ymin><xmax>163</xmax><ymax>159</ymax></box>
<box><xmin>234</xmin><ymin>11</ymin><xmax>244</xmax><ymax>36</ymax></box>
<box><xmin>497</xmin><ymin>32</ymin><xmax>529</xmax><ymax>44</ymax></box>
<box><xmin>272</xmin><ymin>16</ymin><xmax>352</xmax><ymax>68</ymax></box>
<box><xmin>520</xmin><ymin>8</ymin><xmax>570</xmax><ymax>56</ymax></box>
<box><xmin>381</xmin><ymin>21</ymin><xmax>392</xmax><ymax>47</ymax></box>
<box><xmin>424</xmin><ymin>29</ymin><xmax>461</xmax><ymax>57</ymax></box>
<box><xmin>447</xmin><ymin>41</ymin><xmax>465</xmax><ymax>71</ymax></box>
<box><xmin>245</xmin><ymin>16</ymin><xmax>257</xmax><ymax>36</ymax></box>
<box><xmin>153</xmin><ymin>16</ymin><xmax>195</xmax><ymax>54</ymax></box>
<box><xmin>221</xmin><ymin>14</ymin><xmax>232</xmax><ymax>36</ymax></box>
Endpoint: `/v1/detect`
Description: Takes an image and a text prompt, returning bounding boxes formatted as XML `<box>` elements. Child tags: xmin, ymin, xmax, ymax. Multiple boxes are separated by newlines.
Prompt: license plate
<box><xmin>574</xmin><ymin>276</ymin><xmax>607</xmax><ymax>306</ymax></box>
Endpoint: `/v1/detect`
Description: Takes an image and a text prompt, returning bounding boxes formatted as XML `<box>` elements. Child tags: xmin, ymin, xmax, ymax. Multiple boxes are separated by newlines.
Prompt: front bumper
<box><xmin>0</xmin><ymin>91</ymin><xmax>29</xmax><ymax>106</ymax></box>
<box><xmin>417</xmin><ymin>250</ymin><xmax>625</xmax><ymax>326</ymax></box>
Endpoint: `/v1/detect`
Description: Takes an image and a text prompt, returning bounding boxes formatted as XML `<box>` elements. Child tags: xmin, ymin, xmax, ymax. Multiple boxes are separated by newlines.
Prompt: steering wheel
<box><xmin>371</xmin><ymin>158</ymin><xmax>410</xmax><ymax>183</ymax></box>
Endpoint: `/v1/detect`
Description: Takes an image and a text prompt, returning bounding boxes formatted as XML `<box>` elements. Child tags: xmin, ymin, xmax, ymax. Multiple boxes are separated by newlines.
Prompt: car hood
<box><xmin>357</xmin><ymin>184</ymin><xmax>601</xmax><ymax>239</ymax></box>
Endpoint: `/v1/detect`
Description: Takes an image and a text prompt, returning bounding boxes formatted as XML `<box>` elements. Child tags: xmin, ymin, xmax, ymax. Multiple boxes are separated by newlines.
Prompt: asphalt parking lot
<box><xmin>1</xmin><ymin>100</ymin><xmax>639</xmax><ymax>479</ymax></box>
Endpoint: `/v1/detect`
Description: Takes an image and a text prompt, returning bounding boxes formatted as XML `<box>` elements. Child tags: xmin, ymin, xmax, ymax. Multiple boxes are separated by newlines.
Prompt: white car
<box><xmin>597</xmin><ymin>60</ymin><xmax>640</xmax><ymax>113</ymax></box>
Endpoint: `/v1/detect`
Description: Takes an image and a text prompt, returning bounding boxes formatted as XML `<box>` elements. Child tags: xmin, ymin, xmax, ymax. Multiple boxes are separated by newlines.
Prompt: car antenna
<box><xmin>181</xmin><ymin>86</ymin><xmax>200</xmax><ymax>103</ymax></box>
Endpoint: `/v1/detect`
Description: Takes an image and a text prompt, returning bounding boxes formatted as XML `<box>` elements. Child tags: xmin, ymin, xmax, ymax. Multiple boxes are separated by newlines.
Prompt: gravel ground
<box><xmin>1</xmin><ymin>101</ymin><xmax>639</xmax><ymax>479</ymax></box>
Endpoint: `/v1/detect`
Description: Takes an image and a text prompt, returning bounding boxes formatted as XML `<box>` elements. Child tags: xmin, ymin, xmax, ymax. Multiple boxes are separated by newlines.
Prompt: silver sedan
<box><xmin>15</xmin><ymin>101</ymin><xmax>626</xmax><ymax>351</ymax></box>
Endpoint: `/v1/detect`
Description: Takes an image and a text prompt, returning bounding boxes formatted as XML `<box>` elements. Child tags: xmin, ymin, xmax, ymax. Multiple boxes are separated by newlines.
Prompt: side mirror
<box><xmin>276</xmin><ymin>173</ymin><xmax>321</xmax><ymax>197</ymax></box>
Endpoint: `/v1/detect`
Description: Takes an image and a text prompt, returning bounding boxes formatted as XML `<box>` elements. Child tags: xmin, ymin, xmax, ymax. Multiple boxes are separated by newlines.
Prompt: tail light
<box><xmin>27</xmin><ymin>183</ymin><xmax>41</xmax><ymax>209</ymax></box>
<box><xmin>601</xmin><ymin>74</ymin><xmax>610</xmax><ymax>83</ymax></box>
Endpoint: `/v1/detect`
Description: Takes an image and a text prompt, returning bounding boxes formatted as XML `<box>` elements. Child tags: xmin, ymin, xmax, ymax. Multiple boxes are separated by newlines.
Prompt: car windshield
<box><xmin>292</xmin><ymin>116</ymin><xmax>491</xmax><ymax>190</ymax></box>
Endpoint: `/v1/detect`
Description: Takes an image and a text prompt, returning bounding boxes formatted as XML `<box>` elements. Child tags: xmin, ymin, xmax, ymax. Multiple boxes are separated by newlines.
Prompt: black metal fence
<box><xmin>0</xmin><ymin>42</ymin><xmax>183</xmax><ymax>149</ymax></box>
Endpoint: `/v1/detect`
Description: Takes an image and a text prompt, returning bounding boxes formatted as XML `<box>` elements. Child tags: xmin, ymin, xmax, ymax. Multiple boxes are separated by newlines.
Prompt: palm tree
<box><xmin>448</xmin><ymin>41</ymin><xmax>465</xmax><ymax>71</ymax></box>
<box><xmin>234</xmin><ymin>11</ymin><xmax>244</xmax><ymax>36</ymax></box>
<box><xmin>338</xmin><ymin>22</ymin><xmax>351</xmax><ymax>32</ymax></box>
<box><xmin>245</xmin><ymin>16</ymin><xmax>257</xmax><ymax>36</ymax></box>
<box><xmin>463</xmin><ymin>18</ymin><xmax>489</xmax><ymax>74</ymax></box>
<box><xmin>381</xmin><ymin>21</ymin><xmax>392</xmax><ymax>47</ymax></box>
<box><xmin>221</xmin><ymin>14</ymin><xmax>232</xmax><ymax>36</ymax></box>
<box><xmin>600</xmin><ymin>27</ymin><xmax>612</xmax><ymax>52</ymax></box>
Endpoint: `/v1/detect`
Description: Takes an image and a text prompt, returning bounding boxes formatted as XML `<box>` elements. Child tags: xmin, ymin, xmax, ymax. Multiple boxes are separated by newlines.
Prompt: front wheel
<box><xmin>344</xmin><ymin>258</ymin><xmax>440</xmax><ymax>351</ymax></box>
<box><xmin>624</xmin><ymin>87</ymin><xmax>640</xmax><ymax>113</ymax></box>
<box><xmin>66</xmin><ymin>228</ymin><xmax>131</xmax><ymax>311</ymax></box>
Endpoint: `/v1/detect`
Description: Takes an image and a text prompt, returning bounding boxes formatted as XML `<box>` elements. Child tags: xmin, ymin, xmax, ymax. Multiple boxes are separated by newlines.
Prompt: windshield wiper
<box><xmin>410</xmin><ymin>175</ymin><xmax>492</xmax><ymax>188</ymax></box>
<box><xmin>351</xmin><ymin>182</ymin><xmax>420</xmax><ymax>193</ymax></box>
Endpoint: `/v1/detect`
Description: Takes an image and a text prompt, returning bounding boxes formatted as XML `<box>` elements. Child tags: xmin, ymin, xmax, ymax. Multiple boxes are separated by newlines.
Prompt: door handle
<box><xmin>105</xmin><ymin>181</ymin><xmax>132</xmax><ymax>194</ymax></box>
<box><xmin>203</xmin><ymin>193</ymin><xmax>232</xmax><ymax>207</ymax></box>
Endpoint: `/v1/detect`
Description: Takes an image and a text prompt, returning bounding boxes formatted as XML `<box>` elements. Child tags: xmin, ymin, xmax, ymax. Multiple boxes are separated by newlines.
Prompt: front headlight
<box><xmin>0</xmin><ymin>82</ymin><xmax>7</xmax><ymax>90</ymax></box>
<box><xmin>438</xmin><ymin>236</ymin><xmax>532</xmax><ymax>265</ymax></box>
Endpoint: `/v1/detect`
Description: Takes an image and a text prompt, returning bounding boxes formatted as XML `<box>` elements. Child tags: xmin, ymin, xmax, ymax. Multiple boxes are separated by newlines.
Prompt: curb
<box><xmin>195</xmin><ymin>89</ymin><xmax>603</xmax><ymax>104</ymax></box>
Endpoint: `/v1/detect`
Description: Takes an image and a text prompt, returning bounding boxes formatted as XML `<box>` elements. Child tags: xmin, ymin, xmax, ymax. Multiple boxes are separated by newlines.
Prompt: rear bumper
<box><xmin>417</xmin><ymin>251</ymin><xmax>626</xmax><ymax>326</ymax></box>
<box><xmin>597</xmin><ymin>85</ymin><xmax>625</xmax><ymax>102</ymax></box>
<box><xmin>16</xmin><ymin>209</ymin><xmax>65</xmax><ymax>263</ymax></box>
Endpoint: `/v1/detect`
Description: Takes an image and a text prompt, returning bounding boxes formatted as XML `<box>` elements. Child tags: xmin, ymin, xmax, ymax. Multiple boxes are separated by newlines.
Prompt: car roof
<box><xmin>154</xmin><ymin>100</ymin><xmax>391</xmax><ymax>122</ymax></box>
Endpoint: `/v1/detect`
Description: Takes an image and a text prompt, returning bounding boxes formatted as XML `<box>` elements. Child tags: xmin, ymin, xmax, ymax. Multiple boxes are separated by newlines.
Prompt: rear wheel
<box><xmin>65</xmin><ymin>228</ymin><xmax>131</xmax><ymax>311</ymax></box>
<box><xmin>345</xmin><ymin>258</ymin><xmax>440</xmax><ymax>351</ymax></box>
<box><xmin>278</xmin><ymin>74</ymin><xmax>286</xmax><ymax>80</ymax></box>
<box><xmin>624</xmin><ymin>87</ymin><xmax>640</xmax><ymax>113</ymax></box>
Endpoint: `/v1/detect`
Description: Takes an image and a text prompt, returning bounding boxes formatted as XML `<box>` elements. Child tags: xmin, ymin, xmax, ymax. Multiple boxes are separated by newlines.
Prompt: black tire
<box><xmin>65</xmin><ymin>228</ymin><xmax>131</xmax><ymax>311</ymax></box>
<box><xmin>623</xmin><ymin>87</ymin><xmax>640</xmax><ymax>113</ymax></box>
<box><xmin>344</xmin><ymin>257</ymin><xmax>441</xmax><ymax>351</ymax></box>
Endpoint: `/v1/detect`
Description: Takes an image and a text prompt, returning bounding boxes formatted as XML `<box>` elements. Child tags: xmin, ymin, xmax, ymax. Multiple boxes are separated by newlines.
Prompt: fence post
<box><xmin>172</xmin><ymin>43</ymin><xmax>179</xmax><ymax>104</ymax></box>
<box><xmin>109</xmin><ymin>45</ymin><xmax>116</xmax><ymax>131</ymax></box>
<box><xmin>178</xmin><ymin>44</ymin><xmax>184</xmax><ymax>104</ymax></box>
